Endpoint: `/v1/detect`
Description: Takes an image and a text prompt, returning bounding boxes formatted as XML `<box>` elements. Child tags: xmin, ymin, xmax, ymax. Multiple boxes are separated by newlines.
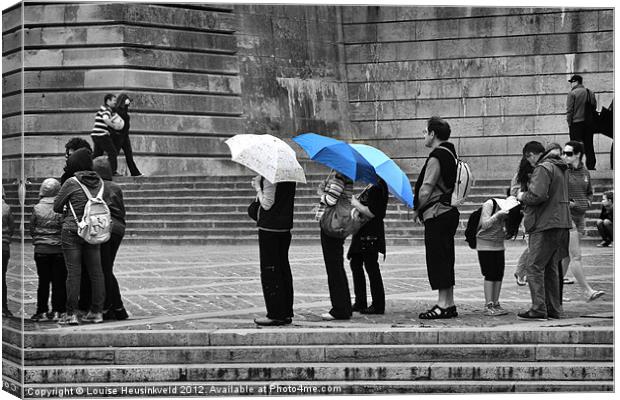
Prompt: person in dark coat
<box><xmin>252</xmin><ymin>175</ymin><xmax>296</xmax><ymax>326</ymax></box>
<box><xmin>60</xmin><ymin>137</ymin><xmax>93</xmax><ymax>184</ymax></box>
<box><xmin>113</xmin><ymin>94</ymin><xmax>142</xmax><ymax>177</ymax></box>
<box><xmin>347</xmin><ymin>178</ymin><xmax>389</xmax><ymax>314</ymax></box>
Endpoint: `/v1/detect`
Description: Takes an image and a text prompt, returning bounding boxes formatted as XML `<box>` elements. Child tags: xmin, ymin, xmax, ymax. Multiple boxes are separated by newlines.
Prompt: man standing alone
<box><xmin>91</xmin><ymin>94</ymin><xmax>119</xmax><ymax>175</ymax></box>
<box><xmin>413</xmin><ymin>116</ymin><xmax>460</xmax><ymax>319</ymax></box>
<box><xmin>566</xmin><ymin>74</ymin><xmax>597</xmax><ymax>170</ymax></box>
<box><xmin>516</xmin><ymin>141</ymin><xmax>571</xmax><ymax>320</ymax></box>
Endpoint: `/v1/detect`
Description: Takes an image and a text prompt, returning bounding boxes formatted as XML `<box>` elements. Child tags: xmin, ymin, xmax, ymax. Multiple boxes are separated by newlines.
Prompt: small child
<box><xmin>2</xmin><ymin>187</ymin><xmax>14</xmax><ymax>317</ymax></box>
<box><xmin>596</xmin><ymin>190</ymin><xmax>613</xmax><ymax>247</ymax></box>
<box><xmin>476</xmin><ymin>198</ymin><xmax>510</xmax><ymax>316</ymax></box>
<box><xmin>29</xmin><ymin>178</ymin><xmax>67</xmax><ymax>322</ymax></box>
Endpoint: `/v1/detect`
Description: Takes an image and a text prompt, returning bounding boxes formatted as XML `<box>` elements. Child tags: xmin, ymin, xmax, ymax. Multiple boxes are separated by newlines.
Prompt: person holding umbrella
<box><xmin>225</xmin><ymin>134</ymin><xmax>305</xmax><ymax>326</ymax></box>
<box><xmin>347</xmin><ymin>178</ymin><xmax>389</xmax><ymax>315</ymax></box>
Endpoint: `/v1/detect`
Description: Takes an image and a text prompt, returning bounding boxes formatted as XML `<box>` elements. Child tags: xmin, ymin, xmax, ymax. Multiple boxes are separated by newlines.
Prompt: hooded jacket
<box><xmin>520</xmin><ymin>153</ymin><xmax>572</xmax><ymax>234</ymax></box>
<box><xmin>93</xmin><ymin>158</ymin><xmax>126</xmax><ymax>236</ymax></box>
<box><xmin>30</xmin><ymin>197</ymin><xmax>63</xmax><ymax>253</ymax></box>
<box><xmin>53</xmin><ymin>171</ymin><xmax>103</xmax><ymax>233</ymax></box>
<box><xmin>60</xmin><ymin>148</ymin><xmax>93</xmax><ymax>184</ymax></box>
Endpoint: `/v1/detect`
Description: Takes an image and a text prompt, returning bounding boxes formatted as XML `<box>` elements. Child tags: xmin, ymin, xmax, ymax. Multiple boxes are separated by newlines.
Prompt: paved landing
<box><xmin>3</xmin><ymin>240</ymin><xmax>614</xmax><ymax>332</ymax></box>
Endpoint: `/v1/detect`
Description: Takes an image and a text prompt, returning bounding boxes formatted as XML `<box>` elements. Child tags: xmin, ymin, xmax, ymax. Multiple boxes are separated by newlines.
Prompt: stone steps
<box><xmin>2</xmin><ymin>174</ymin><xmax>613</xmax><ymax>244</ymax></box>
<box><xmin>2</xmin><ymin>326</ymin><xmax>614</xmax><ymax>393</ymax></box>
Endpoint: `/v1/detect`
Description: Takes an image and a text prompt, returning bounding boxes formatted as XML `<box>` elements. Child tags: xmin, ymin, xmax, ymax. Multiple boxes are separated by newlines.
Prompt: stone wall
<box><xmin>2</xmin><ymin>4</ymin><xmax>614</xmax><ymax>179</ymax></box>
<box><xmin>342</xmin><ymin>6</ymin><xmax>614</xmax><ymax>177</ymax></box>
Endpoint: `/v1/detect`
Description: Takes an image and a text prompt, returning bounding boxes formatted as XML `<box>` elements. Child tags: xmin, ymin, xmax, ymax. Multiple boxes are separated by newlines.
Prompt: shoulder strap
<box><xmin>491</xmin><ymin>198</ymin><xmax>498</xmax><ymax>215</ymax></box>
<box><xmin>434</xmin><ymin>145</ymin><xmax>457</xmax><ymax>163</ymax></box>
<box><xmin>72</xmin><ymin>176</ymin><xmax>92</xmax><ymax>200</ymax></box>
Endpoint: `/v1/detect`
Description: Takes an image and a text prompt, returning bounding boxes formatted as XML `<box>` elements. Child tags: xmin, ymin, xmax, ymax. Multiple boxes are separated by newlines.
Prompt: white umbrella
<box><xmin>225</xmin><ymin>134</ymin><xmax>306</xmax><ymax>184</ymax></box>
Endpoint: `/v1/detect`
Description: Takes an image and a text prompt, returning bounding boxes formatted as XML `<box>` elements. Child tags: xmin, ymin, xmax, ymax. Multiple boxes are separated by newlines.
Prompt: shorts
<box><xmin>571</xmin><ymin>214</ymin><xmax>586</xmax><ymax>235</ymax></box>
<box><xmin>477</xmin><ymin>251</ymin><xmax>505</xmax><ymax>281</ymax></box>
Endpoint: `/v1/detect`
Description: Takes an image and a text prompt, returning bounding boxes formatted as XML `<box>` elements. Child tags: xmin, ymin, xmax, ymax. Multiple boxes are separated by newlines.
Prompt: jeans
<box><xmin>34</xmin><ymin>253</ymin><xmax>67</xmax><ymax>314</ymax></box>
<box><xmin>349</xmin><ymin>251</ymin><xmax>385</xmax><ymax>311</ymax></box>
<box><xmin>515</xmin><ymin>236</ymin><xmax>529</xmax><ymax>279</ymax></box>
<box><xmin>569</xmin><ymin>121</ymin><xmax>596</xmax><ymax>169</ymax></box>
<box><xmin>258</xmin><ymin>230</ymin><xmax>294</xmax><ymax>320</ymax></box>
<box><xmin>62</xmin><ymin>230</ymin><xmax>105</xmax><ymax>314</ymax></box>
<box><xmin>92</xmin><ymin>135</ymin><xmax>118</xmax><ymax>174</ymax></box>
<box><xmin>526</xmin><ymin>229</ymin><xmax>569</xmax><ymax>317</ymax></box>
<box><xmin>320</xmin><ymin>230</ymin><xmax>352</xmax><ymax>319</ymax></box>
<box><xmin>80</xmin><ymin>232</ymin><xmax>125</xmax><ymax>311</ymax></box>
<box><xmin>2</xmin><ymin>250</ymin><xmax>9</xmax><ymax>311</ymax></box>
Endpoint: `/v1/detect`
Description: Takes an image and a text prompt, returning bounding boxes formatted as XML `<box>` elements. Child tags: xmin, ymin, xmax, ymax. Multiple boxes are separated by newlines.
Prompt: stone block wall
<box><xmin>342</xmin><ymin>6</ymin><xmax>614</xmax><ymax>177</ymax></box>
<box><xmin>3</xmin><ymin>2</ymin><xmax>244</xmax><ymax>178</ymax></box>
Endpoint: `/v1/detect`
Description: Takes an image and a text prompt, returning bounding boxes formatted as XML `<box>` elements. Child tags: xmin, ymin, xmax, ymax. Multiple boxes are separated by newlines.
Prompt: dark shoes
<box><xmin>360</xmin><ymin>305</ymin><xmax>384</xmax><ymax>315</ymax></box>
<box><xmin>103</xmin><ymin>308</ymin><xmax>129</xmax><ymax>321</ymax></box>
<box><xmin>352</xmin><ymin>303</ymin><xmax>367</xmax><ymax>313</ymax></box>
<box><xmin>254</xmin><ymin>317</ymin><xmax>292</xmax><ymax>326</ymax></box>
<box><xmin>517</xmin><ymin>310</ymin><xmax>548</xmax><ymax>321</ymax></box>
<box><xmin>419</xmin><ymin>305</ymin><xmax>458</xmax><ymax>319</ymax></box>
<box><xmin>597</xmin><ymin>240</ymin><xmax>611</xmax><ymax>247</ymax></box>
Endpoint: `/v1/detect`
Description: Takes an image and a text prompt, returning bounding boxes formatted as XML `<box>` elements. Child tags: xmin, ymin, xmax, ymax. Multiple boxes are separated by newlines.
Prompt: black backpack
<box><xmin>464</xmin><ymin>199</ymin><xmax>497</xmax><ymax>249</ymax></box>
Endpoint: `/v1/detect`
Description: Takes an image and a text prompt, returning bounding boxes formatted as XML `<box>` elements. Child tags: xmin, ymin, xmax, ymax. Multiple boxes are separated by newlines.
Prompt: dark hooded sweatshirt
<box><xmin>520</xmin><ymin>153</ymin><xmax>572</xmax><ymax>234</ymax></box>
<box><xmin>53</xmin><ymin>171</ymin><xmax>103</xmax><ymax>233</ymax></box>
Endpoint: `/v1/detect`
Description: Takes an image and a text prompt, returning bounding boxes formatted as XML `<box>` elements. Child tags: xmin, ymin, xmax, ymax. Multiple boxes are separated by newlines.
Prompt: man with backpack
<box><xmin>516</xmin><ymin>141</ymin><xmax>571</xmax><ymax>320</ymax></box>
<box><xmin>567</xmin><ymin>74</ymin><xmax>597</xmax><ymax>170</ymax></box>
<box><xmin>413</xmin><ymin>116</ymin><xmax>460</xmax><ymax>320</ymax></box>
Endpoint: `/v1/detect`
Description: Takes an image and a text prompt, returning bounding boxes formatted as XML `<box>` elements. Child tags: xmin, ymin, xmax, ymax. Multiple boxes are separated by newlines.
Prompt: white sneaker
<box><xmin>493</xmin><ymin>303</ymin><xmax>509</xmax><ymax>316</ymax></box>
<box><xmin>483</xmin><ymin>303</ymin><xmax>496</xmax><ymax>316</ymax></box>
<box><xmin>321</xmin><ymin>312</ymin><xmax>335</xmax><ymax>321</ymax></box>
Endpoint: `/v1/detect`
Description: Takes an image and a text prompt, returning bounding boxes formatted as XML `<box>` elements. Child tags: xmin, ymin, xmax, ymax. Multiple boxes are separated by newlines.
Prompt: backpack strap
<box><xmin>72</xmin><ymin>176</ymin><xmax>104</xmax><ymax>199</ymax></box>
<box><xmin>434</xmin><ymin>145</ymin><xmax>458</xmax><ymax>164</ymax></box>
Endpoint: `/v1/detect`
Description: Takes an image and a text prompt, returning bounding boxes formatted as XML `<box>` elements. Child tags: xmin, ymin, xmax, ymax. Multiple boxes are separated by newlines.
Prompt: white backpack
<box><xmin>435</xmin><ymin>146</ymin><xmax>473</xmax><ymax>207</ymax></box>
<box><xmin>68</xmin><ymin>177</ymin><xmax>111</xmax><ymax>244</ymax></box>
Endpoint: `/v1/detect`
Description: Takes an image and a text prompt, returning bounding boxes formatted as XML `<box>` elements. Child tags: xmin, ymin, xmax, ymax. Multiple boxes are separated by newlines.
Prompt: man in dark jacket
<box><xmin>516</xmin><ymin>141</ymin><xmax>571</xmax><ymax>320</ymax></box>
<box><xmin>252</xmin><ymin>175</ymin><xmax>296</xmax><ymax>326</ymax></box>
<box><xmin>566</xmin><ymin>74</ymin><xmax>597</xmax><ymax>170</ymax></box>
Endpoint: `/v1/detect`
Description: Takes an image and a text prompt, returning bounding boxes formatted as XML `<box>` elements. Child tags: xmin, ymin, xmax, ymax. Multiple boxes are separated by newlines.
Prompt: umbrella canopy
<box><xmin>350</xmin><ymin>143</ymin><xmax>414</xmax><ymax>208</ymax></box>
<box><xmin>225</xmin><ymin>134</ymin><xmax>306</xmax><ymax>184</ymax></box>
<box><xmin>292</xmin><ymin>133</ymin><xmax>377</xmax><ymax>184</ymax></box>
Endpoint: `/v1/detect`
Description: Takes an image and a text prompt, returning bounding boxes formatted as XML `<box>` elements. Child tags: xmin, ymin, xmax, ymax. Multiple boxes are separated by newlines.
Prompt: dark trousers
<box><xmin>34</xmin><ymin>253</ymin><xmax>67</xmax><ymax>314</ymax></box>
<box><xmin>526</xmin><ymin>229</ymin><xmax>569</xmax><ymax>317</ymax></box>
<box><xmin>62</xmin><ymin>230</ymin><xmax>105</xmax><ymax>314</ymax></box>
<box><xmin>80</xmin><ymin>232</ymin><xmax>125</xmax><ymax>311</ymax></box>
<box><xmin>2</xmin><ymin>250</ymin><xmax>8</xmax><ymax>311</ymax></box>
<box><xmin>92</xmin><ymin>135</ymin><xmax>118</xmax><ymax>174</ymax></box>
<box><xmin>423</xmin><ymin>208</ymin><xmax>460</xmax><ymax>290</ymax></box>
<box><xmin>113</xmin><ymin>134</ymin><xmax>141</xmax><ymax>176</ymax></box>
<box><xmin>258</xmin><ymin>230</ymin><xmax>294</xmax><ymax>320</ymax></box>
<box><xmin>569</xmin><ymin>122</ymin><xmax>596</xmax><ymax>169</ymax></box>
<box><xmin>597</xmin><ymin>219</ymin><xmax>613</xmax><ymax>242</ymax></box>
<box><xmin>349</xmin><ymin>251</ymin><xmax>385</xmax><ymax>311</ymax></box>
<box><xmin>320</xmin><ymin>230</ymin><xmax>352</xmax><ymax>319</ymax></box>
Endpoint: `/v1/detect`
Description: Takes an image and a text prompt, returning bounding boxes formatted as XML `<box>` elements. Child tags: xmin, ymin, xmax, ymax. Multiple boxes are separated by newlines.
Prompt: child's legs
<box><xmin>34</xmin><ymin>253</ymin><xmax>54</xmax><ymax>314</ymax></box>
<box><xmin>50</xmin><ymin>253</ymin><xmax>67</xmax><ymax>313</ymax></box>
<box><xmin>2</xmin><ymin>250</ymin><xmax>9</xmax><ymax>310</ymax></box>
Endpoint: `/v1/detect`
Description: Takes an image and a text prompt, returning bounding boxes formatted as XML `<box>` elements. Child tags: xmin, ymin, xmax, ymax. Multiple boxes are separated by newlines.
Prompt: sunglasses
<box><xmin>562</xmin><ymin>151</ymin><xmax>574</xmax><ymax>157</ymax></box>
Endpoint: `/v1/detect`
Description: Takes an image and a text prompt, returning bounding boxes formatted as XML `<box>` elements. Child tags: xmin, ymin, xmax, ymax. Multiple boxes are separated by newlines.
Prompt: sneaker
<box><xmin>30</xmin><ymin>312</ymin><xmax>49</xmax><ymax>322</ymax></box>
<box><xmin>321</xmin><ymin>312</ymin><xmax>336</xmax><ymax>321</ymax></box>
<box><xmin>563</xmin><ymin>277</ymin><xmax>575</xmax><ymax>284</ymax></box>
<box><xmin>493</xmin><ymin>303</ymin><xmax>509</xmax><ymax>316</ymax></box>
<box><xmin>514</xmin><ymin>273</ymin><xmax>527</xmax><ymax>286</ymax></box>
<box><xmin>587</xmin><ymin>290</ymin><xmax>605</xmax><ymax>302</ymax></box>
<box><xmin>254</xmin><ymin>317</ymin><xmax>291</xmax><ymax>326</ymax></box>
<box><xmin>81</xmin><ymin>311</ymin><xmax>103</xmax><ymax>323</ymax></box>
<box><xmin>59</xmin><ymin>313</ymin><xmax>79</xmax><ymax>325</ymax></box>
<box><xmin>483</xmin><ymin>303</ymin><xmax>497</xmax><ymax>316</ymax></box>
<box><xmin>49</xmin><ymin>312</ymin><xmax>62</xmax><ymax>322</ymax></box>
<box><xmin>517</xmin><ymin>310</ymin><xmax>547</xmax><ymax>321</ymax></box>
<box><xmin>597</xmin><ymin>241</ymin><xmax>611</xmax><ymax>247</ymax></box>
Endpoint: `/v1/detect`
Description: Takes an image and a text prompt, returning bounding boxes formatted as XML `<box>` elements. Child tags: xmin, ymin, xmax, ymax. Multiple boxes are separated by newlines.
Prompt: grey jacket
<box><xmin>521</xmin><ymin>154</ymin><xmax>572</xmax><ymax>234</ymax></box>
<box><xmin>30</xmin><ymin>197</ymin><xmax>63</xmax><ymax>253</ymax></box>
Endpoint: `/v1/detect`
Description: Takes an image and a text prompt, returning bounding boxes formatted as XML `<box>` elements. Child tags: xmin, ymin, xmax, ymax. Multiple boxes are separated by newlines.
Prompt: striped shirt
<box><xmin>567</xmin><ymin>163</ymin><xmax>593</xmax><ymax>216</ymax></box>
<box><xmin>315</xmin><ymin>176</ymin><xmax>352</xmax><ymax>219</ymax></box>
<box><xmin>91</xmin><ymin>105</ymin><xmax>113</xmax><ymax>136</ymax></box>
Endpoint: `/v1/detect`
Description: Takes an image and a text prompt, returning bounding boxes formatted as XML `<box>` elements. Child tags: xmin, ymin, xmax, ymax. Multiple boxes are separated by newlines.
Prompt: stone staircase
<box><xmin>1</xmin><ymin>324</ymin><xmax>613</xmax><ymax>395</ymax></box>
<box><xmin>2</xmin><ymin>174</ymin><xmax>613</xmax><ymax>245</ymax></box>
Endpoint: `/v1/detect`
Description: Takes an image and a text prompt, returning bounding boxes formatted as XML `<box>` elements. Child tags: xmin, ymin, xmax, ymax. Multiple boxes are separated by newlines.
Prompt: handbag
<box><xmin>320</xmin><ymin>195</ymin><xmax>369</xmax><ymax>239</ymax></box>
<box><xmin>248</xmin><ymin>199</ymin><xmax>260</xmax><ymax>221</ymax></box>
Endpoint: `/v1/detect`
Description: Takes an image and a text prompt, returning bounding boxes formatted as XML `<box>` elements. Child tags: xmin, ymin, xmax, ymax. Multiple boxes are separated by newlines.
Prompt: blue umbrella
<box><xmin>292</xmin><ymin>133</ymin><xmax>377</xmax><ymax>184</ymax></box>
<box><xmin>350</xmin><ymin>143</ymin><xmax>414</xmax><ymax>208</ymax></box>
